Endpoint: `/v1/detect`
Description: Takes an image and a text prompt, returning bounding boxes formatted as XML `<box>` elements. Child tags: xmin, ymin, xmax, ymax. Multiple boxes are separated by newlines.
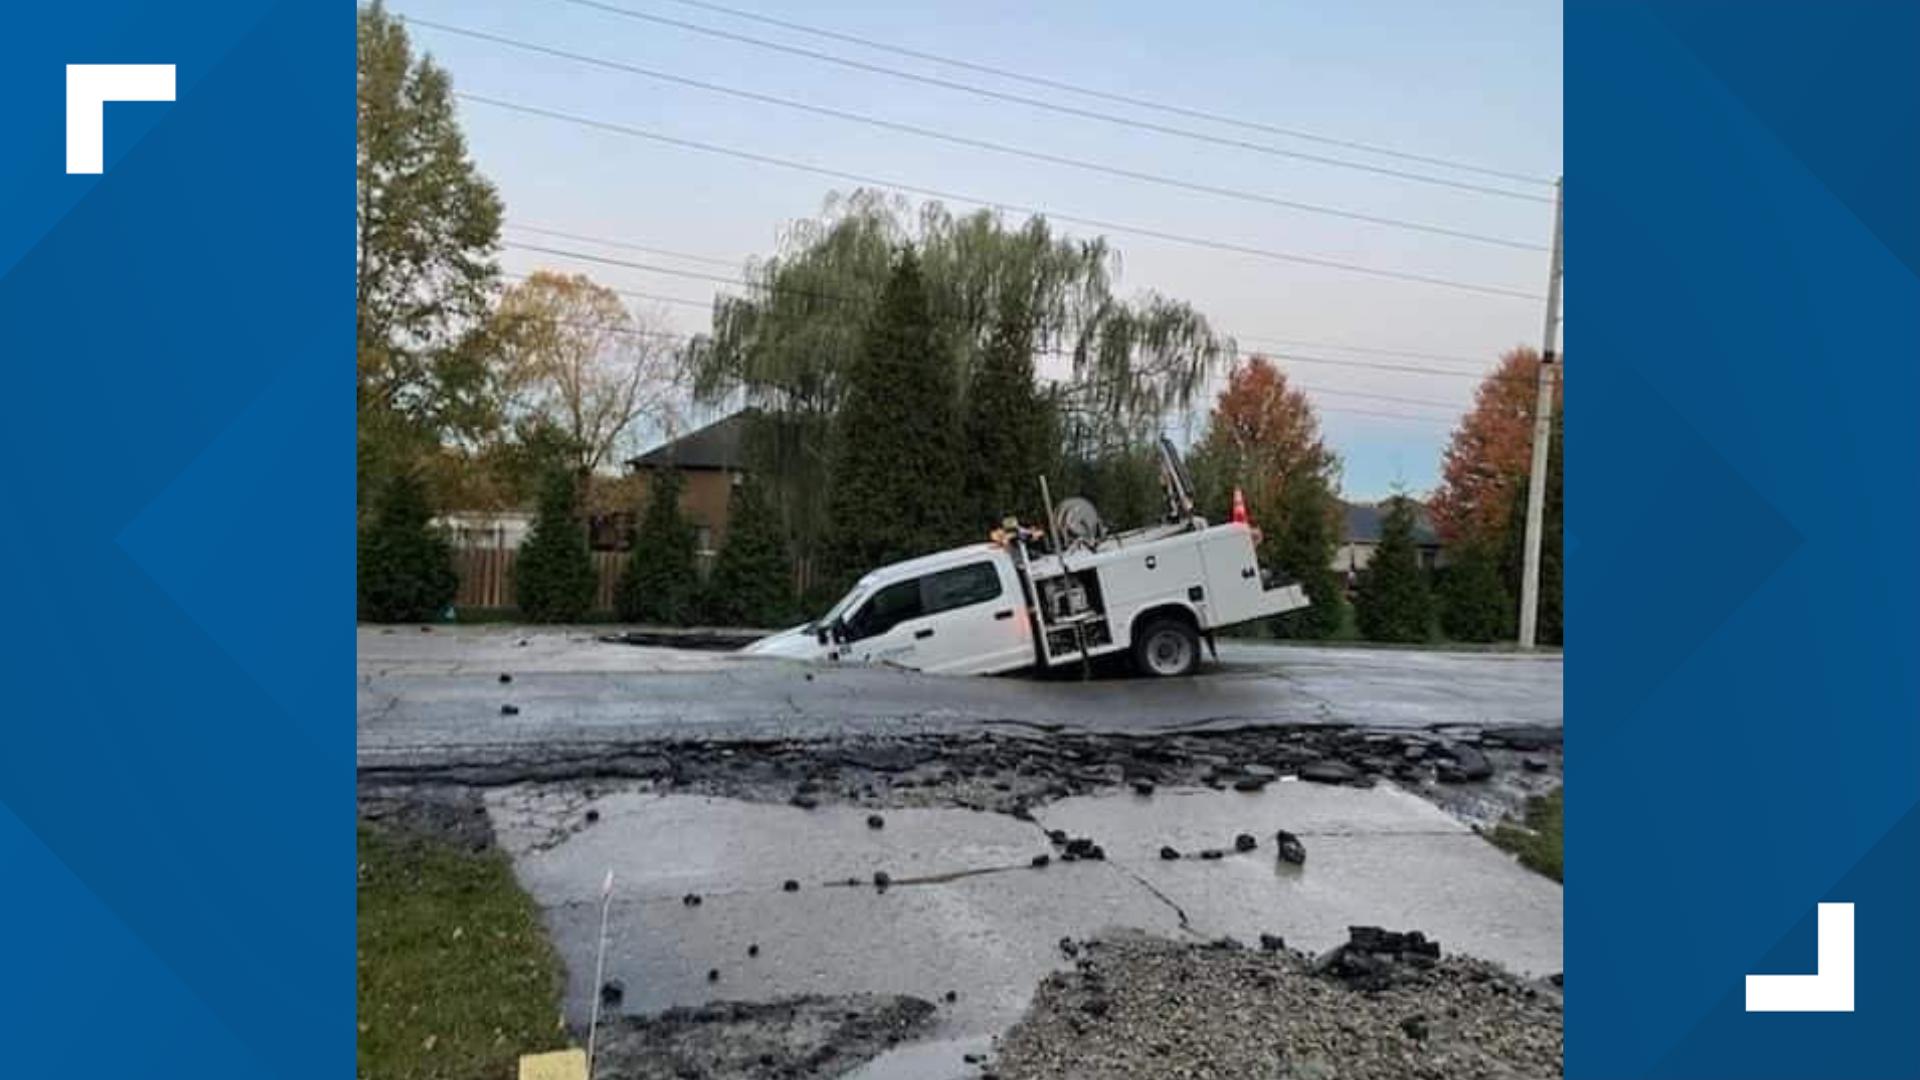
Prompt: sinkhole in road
<box><xmin>486</xmin><ymin>781</ymin><xmax>1561</xmax><ymax>1076</ymax></box>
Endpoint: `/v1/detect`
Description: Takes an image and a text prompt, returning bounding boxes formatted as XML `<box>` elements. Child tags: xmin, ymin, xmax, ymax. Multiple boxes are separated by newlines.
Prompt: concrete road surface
<box><xmin>358</xmin><ymin>626</ymin><xmax>1561</xmax><ymax>766</ymax></box>
<box><xmin>490</xmin><ymin>781</ymin><xmax>1562</xmax><ymax>1077</ymax></box>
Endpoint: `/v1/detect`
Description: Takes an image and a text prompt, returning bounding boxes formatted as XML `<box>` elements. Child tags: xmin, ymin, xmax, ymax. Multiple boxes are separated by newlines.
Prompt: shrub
<box><xmin>514</xmin><ymin>470</ymin><xmax>596</xmax><ymax>622</ymax></box>
<box><xmin>1267</xmin><ymin>470</ymin><xmax>1346</xmax><ymax>639</ymax></box>
<box><xmin>358</xmin><ymin>472</ymin><xmax>457</xmax><ymax>623</ymax></box>
<box><xmin>1355</xmin><ymin>495</ymin><xmax>1433</xmax><ymax>643</ymax></box>
<box><xmin>706</xmin><ymin>476</ymin><xmax>794</xmax><ymax>627</ymax></box>
<box><xmin>1440</xmin><ymin>540</ymin><xmax>1512</xmax><ymax>642</ymax></box>
<box><xmin>616</xmin><ymin>468</ymin><xmax>698</xmax><ymax>624</ymax></box>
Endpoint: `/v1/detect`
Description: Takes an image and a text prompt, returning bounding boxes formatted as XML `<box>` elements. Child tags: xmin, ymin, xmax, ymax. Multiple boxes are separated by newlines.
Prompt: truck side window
<box><xmin>922</xmin><ymin>561</ymin><xmax>1002</xmax><ymax>616</ymax></box>
<box><xmin>844</xmin><ymin>578</ymin><xmax>924</xmax><ymax>642</ymax></box>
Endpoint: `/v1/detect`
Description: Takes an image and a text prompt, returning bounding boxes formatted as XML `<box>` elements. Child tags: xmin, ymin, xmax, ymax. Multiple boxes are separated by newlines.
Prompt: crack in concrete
<box><xmin>1110</xmin><ymin>862</ymin><xmax>1197</xmax><ymax>936</ymax></box>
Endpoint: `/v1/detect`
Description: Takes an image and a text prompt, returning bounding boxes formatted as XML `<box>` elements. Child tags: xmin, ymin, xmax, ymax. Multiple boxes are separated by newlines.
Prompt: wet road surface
<box><xmin>358</xmin><ymin>627</ymin><xmax>1561</xmax><ymax>767</ymax></box>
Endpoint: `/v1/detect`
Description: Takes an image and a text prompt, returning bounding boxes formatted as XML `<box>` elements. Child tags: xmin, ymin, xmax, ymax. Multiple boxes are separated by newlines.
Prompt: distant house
<box><xmin>435</xmin><ymin>509</ymin><xmax>535</xmax><ymax>551</ymax></box>
<box><xmin>625</xmin><ymin>410</ymin><xmax>755</xmax><ymax>566</ymax></box>
<box><xmin>1335</xmin><ymin>499</ymin><xmax>1445</xmax><ymax>576</ymax></box>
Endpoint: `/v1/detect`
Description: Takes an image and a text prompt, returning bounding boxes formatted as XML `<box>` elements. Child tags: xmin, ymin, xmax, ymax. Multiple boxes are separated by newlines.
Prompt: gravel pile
<box><xmin>990</xmin><ymin>932</ymin><xmax>1562</xmax><ymax>1080</ymax></box>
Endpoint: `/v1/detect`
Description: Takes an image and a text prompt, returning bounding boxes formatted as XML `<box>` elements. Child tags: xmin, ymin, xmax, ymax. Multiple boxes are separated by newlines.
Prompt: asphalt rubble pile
<box><xmin>591</xmin><ymin>994</ymin><xmax>938</xmax><ymax>1079</ymax></box>
<box><xmin>989</xmin><ymin>929</ymin><xmax>1563</xmax><ymax>1080</ymax></box>
<box><xmin>360</xmin><ymin>722</ymin><xmax>1561</xmax><ymax>833</ymax></box>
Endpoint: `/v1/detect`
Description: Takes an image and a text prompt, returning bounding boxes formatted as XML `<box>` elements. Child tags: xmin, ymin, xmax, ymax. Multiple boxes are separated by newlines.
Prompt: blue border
<box><xmin>1569</xmin><ymin>1</ymin><xmax>1920</xmax><ymax>1076</ymax></box>
<box><xmin>0</xmin><ymin>3</ymin><xmax>349</xmax><ymax>1077</ymax></box>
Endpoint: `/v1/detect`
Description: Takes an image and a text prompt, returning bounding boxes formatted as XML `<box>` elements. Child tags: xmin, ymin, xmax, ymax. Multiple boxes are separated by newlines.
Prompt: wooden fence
<box><xmin>453</xmin><ymin>549</ymin><xmax>630</xmax><ymax>612</ymax></box>
<box><xmin>453</xmin><ymin>549</ymin><xmax>739</xmax><ymax>613</ymax></box>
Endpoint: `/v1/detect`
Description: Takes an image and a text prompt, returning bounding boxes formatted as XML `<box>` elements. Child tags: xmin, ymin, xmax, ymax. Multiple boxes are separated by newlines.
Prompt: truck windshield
<box><xmin>811</xmin><ymin>581</ymin><xmax>871</xmax><ymax>630</ymax></box>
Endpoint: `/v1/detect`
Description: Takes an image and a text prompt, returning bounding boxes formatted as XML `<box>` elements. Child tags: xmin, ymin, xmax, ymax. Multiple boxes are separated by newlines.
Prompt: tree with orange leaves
<box><xmin>1429</xmin><ymin>347</ymin><xmax>1563</xmax><ymax>546</ymax></box>
<box><xmin>1191</xmin><ymin>356</ymin><xmax>1335</xmax><ymax>516</ymax></box>
<box><xmin>1189</xmin><ymin>356</ymin><xmax>1343</xmax><ymax>635</ymax></box>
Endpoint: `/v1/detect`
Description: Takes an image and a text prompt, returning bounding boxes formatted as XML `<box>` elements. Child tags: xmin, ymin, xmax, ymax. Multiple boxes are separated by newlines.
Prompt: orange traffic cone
<box><xmin>1231</xmin><ymin>487</ymin><xmax>1249</xmax><ymax>525</ymax></box>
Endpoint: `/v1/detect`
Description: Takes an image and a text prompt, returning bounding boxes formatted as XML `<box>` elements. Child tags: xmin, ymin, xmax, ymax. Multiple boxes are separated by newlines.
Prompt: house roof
<box><xmin>1342</xmin><ymin>499</ymin><xmax>1441</xmax><ymax>547</ymax></box>
<box><xmin>627</xmin><ymin>411</ymin><xmax>754</xmax><ymax>472</ymax></box>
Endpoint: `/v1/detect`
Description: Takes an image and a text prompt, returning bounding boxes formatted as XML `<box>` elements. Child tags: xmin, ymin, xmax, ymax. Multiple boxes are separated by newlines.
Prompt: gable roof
<box><xmin>1342</xmin><ymin>499</ymin><xmax>1441</xmax><ymax>547</ymax></box>
<box><xmin>627</xmin><ymin>410</ymin><xmax>754</xmax><ymax>472</ymax></box>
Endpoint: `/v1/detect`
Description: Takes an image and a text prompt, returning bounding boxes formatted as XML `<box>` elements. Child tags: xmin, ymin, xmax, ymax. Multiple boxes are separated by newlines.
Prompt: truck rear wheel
<box><xmin>1133</xmin><ymin>617</ymin><xmax>1201</xmax><ymax>677</ymax></box>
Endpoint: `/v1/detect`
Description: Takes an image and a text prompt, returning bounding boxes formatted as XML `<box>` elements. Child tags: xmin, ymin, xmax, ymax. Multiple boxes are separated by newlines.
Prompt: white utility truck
<box><xmin>743</xmin><ymin>440</ymin><xmax>1310</xmax><ymax>677</ymax></box>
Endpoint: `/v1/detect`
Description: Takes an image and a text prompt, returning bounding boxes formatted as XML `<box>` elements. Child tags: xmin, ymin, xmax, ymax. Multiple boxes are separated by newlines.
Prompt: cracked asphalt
<box><xmin>356</xmin><ymin>626</ymin><xmax>1561</xmax><ymax>770</ymax></box>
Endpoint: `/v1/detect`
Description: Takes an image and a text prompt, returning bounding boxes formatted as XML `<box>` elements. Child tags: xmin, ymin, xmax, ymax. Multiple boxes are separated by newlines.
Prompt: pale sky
<box><xmin>390</xmin><ymin>0</ymin><xmax>1563</xmax><ymax>499</ymax></box>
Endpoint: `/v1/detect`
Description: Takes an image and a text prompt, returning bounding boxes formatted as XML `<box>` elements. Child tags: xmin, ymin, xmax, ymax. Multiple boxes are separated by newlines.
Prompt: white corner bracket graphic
<box><xmin>1745</xmin><ymin>902</ymin><xmax>1855</xmax><ymax>1012</ymax></box>
<box><xmin>66</xmin><ymin>64</ymin><xmax>175</xmax><ymax>174</ymax></box>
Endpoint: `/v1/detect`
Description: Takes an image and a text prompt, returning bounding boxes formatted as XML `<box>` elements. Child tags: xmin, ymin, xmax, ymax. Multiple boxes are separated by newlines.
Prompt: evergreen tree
<box><xmin>1355</xmin><ymin>495</ymin><xmax>1434</xmax><ymax>643</ymax></box>
<box><xmin>1440</xmin><ymin>540</ymin><xmax>1512</xmax><ymax>642</ymax></box>
<box><xmin>963</xmin><ymin>294</ymin><xmax>1055</xmax><ymax>530</ymax></box>
<box><xmin>357</xmin><ymin>471</ymin><xmax>458</xmax><ymax>623</ymax></box>
<box><xmin>617</xmin><ymin>468</ymin><xmax>699</xmax><ymax>624</ymax></box>
<box><xmin>826</xmin><ymin>249</ymin><xmax>962</xmax><ymax>584</ymax></box>
<box><xmin>515</xmin><ymin>470</ymin><xmax>596</xmax><ymax>622</ymax></box>
<box><xmin>706</xmin><ymin>475</ymin><xmax>795</xmax><ymax>627</ymax></box>
<box><xmin>1267</xmin><ymin>469</ymin><xmax>1346</xmax><ymax>639</ymax></box>
<box><xmin>1501</xmin><ymin>408</ymin><xmax>1563</xmax><ymax>645</ymax></box>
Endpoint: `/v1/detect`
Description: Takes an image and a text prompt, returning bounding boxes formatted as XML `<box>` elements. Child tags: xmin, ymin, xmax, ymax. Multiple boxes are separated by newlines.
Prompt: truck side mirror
<box><xmin>829</xmin><ymin>617</ymin><xmax>848</xmax><ymax>644</ymax></box>
<box><xmin>816</xmin><ymin>626</ymin><xmax>830</xmax><ymax>645</ymax></box>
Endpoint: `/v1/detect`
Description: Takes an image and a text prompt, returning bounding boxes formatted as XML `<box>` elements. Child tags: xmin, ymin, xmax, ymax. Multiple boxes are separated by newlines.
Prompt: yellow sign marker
<box><xmin>518</xmin><ymin>1047</ymin><xmax>588</xmax><ymax>1080</ymax></box>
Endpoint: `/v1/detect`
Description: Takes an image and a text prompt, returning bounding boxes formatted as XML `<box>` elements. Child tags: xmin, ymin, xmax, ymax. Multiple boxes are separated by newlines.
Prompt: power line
<box><xmin>501</xmin><ymin>244</ymin><xmax>1485</xmax><ymax>412</ymax></box>
<box><xmin>505</xmin><ymin>222</ymin><xmax>1520</xmax><ymax>374</ymax></box>
<box><xmin>501</xmin><ymin>271</ymin><xmax>717</xmax><ymax>311</ymax></box>
<box><xmin>409</xmin><ymin>18</ymin><xmax>1544</xmax><ymax>252</ymax></box>
<box><xmin>504</xmin><ymin>224</ymin><xmax>740</xmax><ymax>267</ymax></box>
<box><xmin>652</xmin><ymin>0</ymin><xmax>1556</xmax><ymax>189</ymax></box>
<box><xmin>551</xmin><ymin>0</ymin><xmax>1555</xmax><ymax>205</ymax></box>
<box><xmin>1228</xmin><ymin>332</ymin><xmax>1489</xmax><ymax>367</ymax></box>
<box><xmin>465</xmin><ymin>93</ymin><xmax>1546</xmax><ymax>301</ymax></box>
<box><xmin>482</xmin><ymin>300</ymin><xmax>1463</xmax><ymax>422</ymax></box>
<box><xmin>501</xmin><ymin>239</ymin><xmax>1532</xmax><ymax>386</ymax></box>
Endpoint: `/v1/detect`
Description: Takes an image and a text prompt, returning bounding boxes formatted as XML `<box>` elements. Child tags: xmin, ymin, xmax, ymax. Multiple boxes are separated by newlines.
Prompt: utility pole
<box><xmin>1518</xmin><ymin>176</ymin><xmax>1565</xmax><ymax>649</ymax></box>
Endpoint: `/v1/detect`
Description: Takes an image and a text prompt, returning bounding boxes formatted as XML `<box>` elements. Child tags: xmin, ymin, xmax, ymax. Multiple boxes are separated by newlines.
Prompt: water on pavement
<box><xmin>487</xmin><ymin>780</ymin><xmax>1561</xmax><ymax>1077</ymax></box>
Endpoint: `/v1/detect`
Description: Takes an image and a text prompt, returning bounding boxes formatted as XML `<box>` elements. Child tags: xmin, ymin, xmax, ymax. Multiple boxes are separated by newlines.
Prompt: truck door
<box><xmin>838</xmin><ymin>577</ymin><xmax>928</xmax><ymax>667</ymax></box>
<box><xmin>914</xmin><ymin>559</ymin><xmax>1029</xmax><ymax>674</ymax></box>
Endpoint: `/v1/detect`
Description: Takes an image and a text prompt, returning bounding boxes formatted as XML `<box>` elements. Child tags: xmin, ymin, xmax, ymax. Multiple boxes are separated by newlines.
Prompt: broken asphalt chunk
<box><xmin>1234</xmin><ymin>833</ymin><xmax>1258</xmax><ymax>853</ymax></box>
<box><xmin>1275</xmin><ymin>829</ymin><xmax>1307</xmax><ymax>865</ymax></box>
<box><xmin>1297</xmin><ymin>759</ymin><xmax>1360</xmax><ymax>785</ymax></box>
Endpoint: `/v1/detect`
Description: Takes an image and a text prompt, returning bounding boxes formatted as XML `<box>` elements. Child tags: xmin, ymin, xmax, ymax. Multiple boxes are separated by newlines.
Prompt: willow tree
<box><xmin>688</xmin><ymin>190</ymin><xmax>1231</xmax><ymax>563</ymax></box>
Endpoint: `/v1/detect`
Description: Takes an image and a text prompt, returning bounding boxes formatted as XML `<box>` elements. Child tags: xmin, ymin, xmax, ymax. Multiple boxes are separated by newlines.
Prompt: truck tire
<box><xmin>1133</xmin><ymin>616</ymin><xmax>1201</xmax><ymax>677</ymax></box>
